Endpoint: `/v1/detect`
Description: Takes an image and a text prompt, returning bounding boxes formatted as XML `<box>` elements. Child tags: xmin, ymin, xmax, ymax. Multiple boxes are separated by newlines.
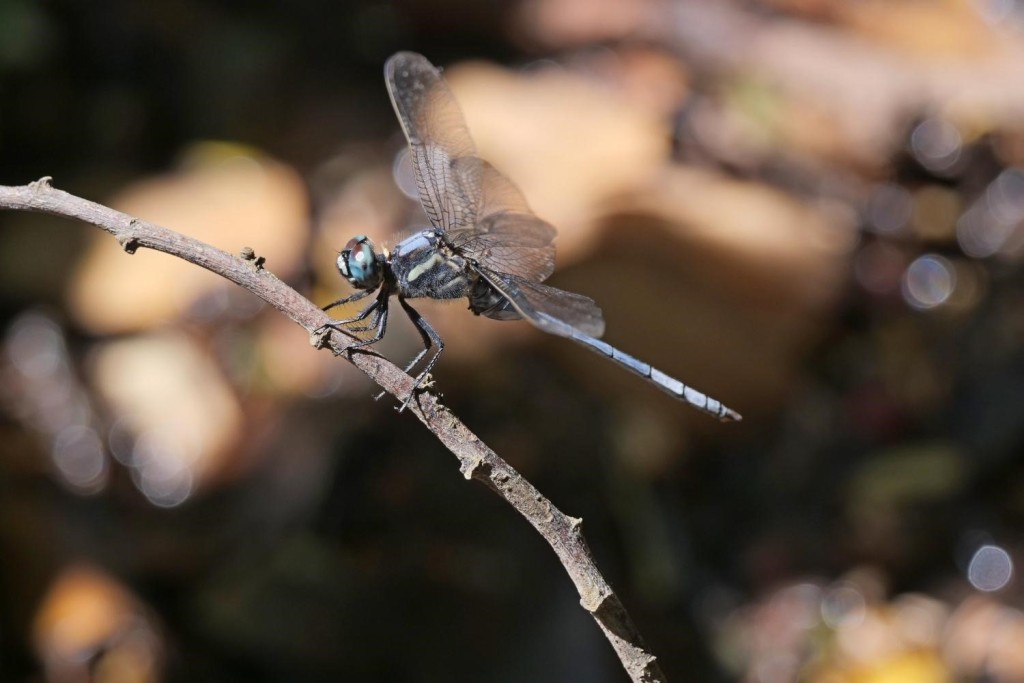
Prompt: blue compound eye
<box><xmin>338</xmin><ymin>235</ymin><xmax>380</xmax><ymax>288</ymax></box>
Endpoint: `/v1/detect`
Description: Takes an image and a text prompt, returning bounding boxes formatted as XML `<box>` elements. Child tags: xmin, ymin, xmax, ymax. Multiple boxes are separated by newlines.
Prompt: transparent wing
<box><xmin>386</xmin><ymin>53</ymin><xmax>559</xmax><ymax>281</ymax></box>
<box><xmin>449</xmin><ymin>212</ymin><xmax>556</xmax><ymax>282</ymax></box>
<box><xmin>445</xmin><ymin>158</ymin><xmax>556</xmax><ymax>280</ymax></box>
<box><xmin>386</xmin><ymin>52</ymin><xmax>479</xmax><ymax>233</ymax></box>
<box><xmin>478</xmin><ymin>269</ymin><xmax>606</xmax><ymax>338</ymax></box>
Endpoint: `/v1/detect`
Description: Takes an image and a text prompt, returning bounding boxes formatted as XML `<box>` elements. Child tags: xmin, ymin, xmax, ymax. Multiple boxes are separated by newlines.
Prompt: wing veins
<box><xmin>477</xmin><ymin>269</ymin><xmax>605</xmax><ymax>338</ymax></box>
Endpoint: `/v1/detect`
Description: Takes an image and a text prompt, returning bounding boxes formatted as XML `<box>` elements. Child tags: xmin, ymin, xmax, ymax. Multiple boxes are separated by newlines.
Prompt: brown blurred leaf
<box><xmin>836</xmin><ymin>0</ymin><xmax>999</xmax><ymax>59</ymax></box>
<box><xmin>32</xmin><ymin>565</ymin><xmax>162</xmax><ymax>683</ymax></box>
<box><xmin>665</xmin><ymin>2</ymin><xmax>1024</xmax><ymax>168</ymax></box>
<box><xmin>89</xmin><ymin>331</ymin><xmax>244</xmax><ymax>499</ymax></box>
<box><xmin>946</xmin><ymin>596</ymin><xmax>1024</xmax><ymax>681</ymax></box>
<box><xmin>557</xmin><ymin>166</ymin><xmax>854</xmax><ymax>418</ymax></box>
<box><xmin>445</xmin><ymin>58</ymin><xmax>670</xmax><ymax>260</ymax></box>
<box><xmin>513</xmin><ymin>0</ymin><xmax>663</xmax><ymax>48</ymax></box>
<box><xmin>69</xmin><ymin>143</ymin><xmax>309</xmax><ymax>334</ymax></box>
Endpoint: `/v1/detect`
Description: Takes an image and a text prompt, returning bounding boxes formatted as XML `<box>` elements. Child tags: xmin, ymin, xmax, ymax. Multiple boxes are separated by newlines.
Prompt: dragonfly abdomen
<box><xmin>467</xmin><ymin>278</ymin><xmax>522</xmax><ymax>321</ymax></box>
<box><xmin>566</xmin><ymin>330</ymin><xmax>741</xmax><ymax>422</ymax></box>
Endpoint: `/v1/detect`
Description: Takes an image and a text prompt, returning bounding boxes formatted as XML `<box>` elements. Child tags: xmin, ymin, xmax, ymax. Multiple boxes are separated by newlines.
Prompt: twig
<box><xmin>0</xmin><ymin>178</ymin><xmax>668</xmax><ymax>683</ymax></box>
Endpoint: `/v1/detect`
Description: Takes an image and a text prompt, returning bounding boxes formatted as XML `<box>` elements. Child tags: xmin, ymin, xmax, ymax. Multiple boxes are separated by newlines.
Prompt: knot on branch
<box><xmin>240</xmin><ymin>246</ymin><xmax>266</xmax><ymax>270</ymax></box>
<box><xmin>581</xmin><ymin>588</ymin><xmax>612</xmax><ymax>613</ymax></box>
<box><xmin>460</xmin><ymin>455</ymin><xmax>489</xmax><ymax>480</ymax></box>
<box><xmin>118</xmin><ymin>235</ymin><xmax>140</xmax><ymax>254</ymax></box>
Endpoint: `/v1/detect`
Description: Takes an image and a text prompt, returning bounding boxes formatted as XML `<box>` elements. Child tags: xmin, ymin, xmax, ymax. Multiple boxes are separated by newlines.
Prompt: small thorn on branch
<box><xmin>461</xmin><ymin>455</ymin><xmax>487</xmax><ymax>480</ymax></box>
<box><xmin>240</xmin><ymin>246</ymin><xmax>266</xmax><ymax>270</ymax></box>
<box><xmin>118</xmin><ymin>235</ymin><xmax>140</xmax><ymax>254</ymax></box>
<box><xmin>309</xmin><ymin>327</ymin><xmax>332</xmax><ymax>350</ymax></box>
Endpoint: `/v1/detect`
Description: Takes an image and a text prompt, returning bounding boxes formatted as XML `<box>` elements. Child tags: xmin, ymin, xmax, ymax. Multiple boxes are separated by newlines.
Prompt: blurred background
<box><xmin>3</xmin><ymin>0</ymin><xmax>1024</xmax><ymax>681</ymax></box>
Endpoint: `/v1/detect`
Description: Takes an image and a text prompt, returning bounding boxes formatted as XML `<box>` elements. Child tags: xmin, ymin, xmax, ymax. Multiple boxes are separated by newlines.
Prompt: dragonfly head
<box><xmin>337</xmin><ymin>235</ymin><xmax>383</xmax><ymax>290</ymax></box>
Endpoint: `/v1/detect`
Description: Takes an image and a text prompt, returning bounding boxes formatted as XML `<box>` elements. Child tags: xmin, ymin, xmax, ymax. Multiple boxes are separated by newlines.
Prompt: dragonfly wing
<box><xmin>387</xmin><ymin>53</ymin><xmax>559</xmax><ymax>281</ymax></box>
<box><xmin>448</xmin><ymin>211</ymin><xmax>556</xmax><ymax>282</ymax></box>
<box><xmin>478</xmin><ymin>270</ymin><xmax>606</xmax><ymax>339</ymax></box>
<box><xmin>462</xmin><ymin>155</ymin><xmax>533</xmax><ymax>216</ymax></box>
<box><xmin>386</xmin><ymin>51</ymin><xmax>479</xmax><ymax>232</ymax></box>
<box><xmin>446</xmin><ymin>158</ymin><xmax>556</xmax><ymax>280</ymax></box>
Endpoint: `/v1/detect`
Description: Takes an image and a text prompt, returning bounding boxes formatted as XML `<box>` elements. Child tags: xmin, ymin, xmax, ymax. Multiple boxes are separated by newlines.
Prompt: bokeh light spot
<box><xmin>902</xmin><ymin>254</ymin><xmax>955</xmax><ymax>309</ymax></box>
<box><xmin>5</xmin><ymin>312</ymin><xmax>63</xmax><ymax>379</ymax></box>
<box><xmin>52</xmin><ymin>425</ymin><xmax>108</xmax><ymax>494</ymax></box>
<box><xmin>866</xmin><ymin>183</ymin><xmax>913</xmax><ymax>236</ymax></box>
<box><xmin>131</xmin><ymin>430</ymin><xmax>196</xmax><ymax>508</ymax></box>
<box><xmin>957</xmin><ymin>205</ymin><xmax>1009</xmax><ymax>258</ymax></box>
<box><xmin>910</xmin><ymin>118</ymin><xmax>962</xmax><ymax>174</ymax></box>
<box><xmin>987</xmin><ymin>167</ymin><xmax>1024</xmax><ymax>224</ymax></box>
<box><xmin>821</xmin><ymin>583</ymin><xmax>867</xmax><ymax>629</ymax></box>
<box><xmin>967</xmin><ymin>545</ymin><xmax>1013</xmax><ymax>592</ymax></box>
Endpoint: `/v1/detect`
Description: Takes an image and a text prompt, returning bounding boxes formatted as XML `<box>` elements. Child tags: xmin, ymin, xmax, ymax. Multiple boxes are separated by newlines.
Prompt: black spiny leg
<box><xmin>315</xmin><ymin>288</ymin><xmax>390</xmax><ymax>348</ymax></box>
<box><xmin>347</xmin><ymin>300</ymin><xmax>386</xmax><ymax>336</ymax></box>
<box><xmin>322</xmin><ymin>288</ymin><xmax>374</xmax><ymax>313</ymax></box>
<box><xmin>394</xmin><ymin>296</ymin><xmax>444</xmax><ymax>411</ymax></box>
<box><xmin>349</xmin><ymin>296</ymin><xmax>390</xmax><ymax>348</ymax></box>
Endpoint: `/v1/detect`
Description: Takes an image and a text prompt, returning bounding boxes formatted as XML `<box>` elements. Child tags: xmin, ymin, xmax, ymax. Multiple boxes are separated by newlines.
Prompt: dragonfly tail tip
<box><xmin>720</xmin><ymin>407</ymin><xmax>742</xmax><ymax>422</ymax></box>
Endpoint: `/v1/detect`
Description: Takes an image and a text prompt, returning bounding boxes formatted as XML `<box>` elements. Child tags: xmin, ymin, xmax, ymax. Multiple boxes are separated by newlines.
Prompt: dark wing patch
<box><xmin>478</xmin><ymin>269</ymin><xmax>605</xmax><ymax>339</ymax></box>
<box><xmin>448</xmin><ymin>211</ymin><xmax>556</xmax><ymax>282</ymax></box>
<box><xmin>445</xmin><ymin>157</ymin><xmax>557</xmax><ymax>280</ymax></box>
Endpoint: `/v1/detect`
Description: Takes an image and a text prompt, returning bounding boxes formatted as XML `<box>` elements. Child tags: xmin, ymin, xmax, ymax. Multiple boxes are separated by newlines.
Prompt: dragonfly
<box><xmin>320</xmin><ymin>51</ymin><xmax>741</xmax><ymax>422</ymax></box>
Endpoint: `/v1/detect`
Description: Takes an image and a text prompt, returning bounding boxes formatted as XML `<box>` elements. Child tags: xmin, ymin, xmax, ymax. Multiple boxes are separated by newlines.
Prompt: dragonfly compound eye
<box><xmin>338</xmin><ymin>235</ymin><xmax>380</xmax><ymax>288</ymax></box>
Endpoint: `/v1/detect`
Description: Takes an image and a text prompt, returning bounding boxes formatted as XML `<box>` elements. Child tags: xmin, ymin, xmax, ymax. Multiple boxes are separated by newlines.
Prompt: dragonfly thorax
<box><xmin>337</xmin><ymin>235</ymin><xmax>384</xmax><ymax>290</ymax></box>
<box><xmin>390</xmin><ymin>229</ymin><xmax>473</xmax><ymax>300</ymax></box>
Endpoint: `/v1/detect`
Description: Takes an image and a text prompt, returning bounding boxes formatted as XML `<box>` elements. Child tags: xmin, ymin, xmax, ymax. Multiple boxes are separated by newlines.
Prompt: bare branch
<box><xmin>0</xmin><ymin>178</ymin><xmax>668</xmax><ymax>683</ymax></box>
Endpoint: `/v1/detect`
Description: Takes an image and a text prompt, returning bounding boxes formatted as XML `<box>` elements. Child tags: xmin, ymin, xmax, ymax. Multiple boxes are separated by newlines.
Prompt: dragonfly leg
<box><xmin>346</xmin><ymin>297</ymin><xmax>390</xmax><ymax>349</ymax></box>
<box><xmin>314</xmin><ymin>288</ymin><xmax>390</xmax><ymax>349</ymax></box>
<box><xmin>392</xmin><ymin>296</ymin><xmax>444</xmax><ymax>411</ymax></box>
<box><xmin>347</xmin><ymin>302</ymin><xmax>385</xmax><ymax>334</ymax></box>
<box><xmin>348</xmin><ymin>301</ymin><xmax>387</xmax><ymax>348</ymax></box>
<box><xmin>322</xmin><ymin>288</ymin><xmax>374</xmax><ymax>313</ymax></box>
